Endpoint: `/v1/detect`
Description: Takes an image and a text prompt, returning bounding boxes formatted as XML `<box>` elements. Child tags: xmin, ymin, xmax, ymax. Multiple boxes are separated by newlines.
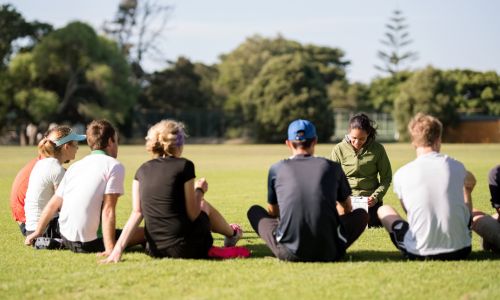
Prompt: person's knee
<box><xmin>472</xmin><ymin>209</ymin><xmax>486</xmax><ymax>223</ymax></box>
<box><xmin>355</xmin><ymin>209</ymin><xmax>369</xmax><ymax>225</ymax></box>
<box><xmin>377</xmin><ymin>204</ymin><xmax>392</xmax><ymax>219</ymax></box>
<box><xmin>200</xmin><ymin>200</ymin><xmax>210</xmax><ymax>215</ymax></box>
<box><xmin>247</xmin><ymin>205</ymin><xmax>264</xmax><ymax>220</ymax></box>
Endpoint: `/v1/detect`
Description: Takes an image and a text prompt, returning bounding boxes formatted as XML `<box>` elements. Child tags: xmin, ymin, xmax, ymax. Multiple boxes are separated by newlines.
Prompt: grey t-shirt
<box><xmin>267</xmin><ymin>155</ymin><xmax>351</xmax><ymax>261</ymax></box>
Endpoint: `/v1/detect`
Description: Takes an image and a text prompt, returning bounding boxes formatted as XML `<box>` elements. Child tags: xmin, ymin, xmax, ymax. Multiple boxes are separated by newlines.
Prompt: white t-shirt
<box><xmin>57</xmin><ymin>153</ymin><xmax>125</xmax><ymax>242</ymax></box>
<box><xmin>24</xmin><ymin>157</ymin><xmax>65</xmax><ymax>231</ymax></box>
<box><xmin>393</xmin><ymin>152</ymin><xmax>471</xmax><ymax>256</ymax></box>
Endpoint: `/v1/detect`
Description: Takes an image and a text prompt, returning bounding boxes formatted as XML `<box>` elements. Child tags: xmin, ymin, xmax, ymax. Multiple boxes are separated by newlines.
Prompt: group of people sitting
<box><xmin>9</xmin><ymin>114</ymin><xmax>500</xmax><ymax>262</ymax></box>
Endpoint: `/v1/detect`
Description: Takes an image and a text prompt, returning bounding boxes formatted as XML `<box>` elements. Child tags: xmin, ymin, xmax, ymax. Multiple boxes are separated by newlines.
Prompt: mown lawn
<box><xmin>0</xmin><ymin>143</ymin><xmax>499</xmax><ymax>299</ymax></box>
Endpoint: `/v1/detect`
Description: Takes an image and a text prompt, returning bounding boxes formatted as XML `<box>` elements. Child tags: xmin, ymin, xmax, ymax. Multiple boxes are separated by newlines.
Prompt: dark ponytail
<box><xmin>349</xmin><ymin>113</ymin><xmax>377</xmax><ymax>142</ymax></box>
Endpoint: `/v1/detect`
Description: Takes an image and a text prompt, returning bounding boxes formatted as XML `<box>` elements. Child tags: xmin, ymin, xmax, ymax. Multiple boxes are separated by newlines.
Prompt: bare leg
<box><xmin>472</xmin><ymin>208</ymin><xmax>486</xmax><ymax>222</ymax></box>
<box><xmin>377</xmin><ymin>205</ymin><xmax>404</xmax><ymax>233</ymax></box>
<box><xmin>201</xmin><ymin>200</ymin><xmax>233</xmax><ymax>237</ymax></box>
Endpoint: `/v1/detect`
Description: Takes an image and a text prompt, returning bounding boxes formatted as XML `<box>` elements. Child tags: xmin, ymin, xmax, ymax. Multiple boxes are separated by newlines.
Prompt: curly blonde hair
<box><xmin>38</xmin><ymin>125</ymin><xmax>72</xmax><ymax>157</ymax></box>
<box><xmin>408</xmin><ymin>113</ymin><xmax>442</xmax><ymax>147</ymax></box>
<box><xmin>146</xmin><ymin>120</ymin><xmax>187</xmax><ymax>157</ymax></box>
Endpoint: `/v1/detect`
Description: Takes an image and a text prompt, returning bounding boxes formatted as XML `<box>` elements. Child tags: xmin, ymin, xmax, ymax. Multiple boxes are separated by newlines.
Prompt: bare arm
<box><xmin>464</xmin><ymin>170</ymin><xmax>476</xmax><ymax>212</ymax></box>
<box><xmin>102</xmin><ymin>180</ymin><xmax>143</xmax><ymax>263</ymax></box>
<box><xmin>336</xmin><ymin>197</ymin><xmax>353</xmax><ymax>216</ymax></box>
<box><xmin>267</xmin><ymin>204</ymin><xmax>280</xmax><ymax>218</ymax></box>
<box><xmin>184</xmin><ymin>178</ymin><xmax>204</xmax><ymax>221</ymax></box>
<box><xmin>100</xmin><ymin>193</ymin><xmax>119</xmax><ymax>255</ymax></box>
<box><xmin>24</xmin><ymin>194</ymin><xmax>63</xmax><ymax>245</ymax></box>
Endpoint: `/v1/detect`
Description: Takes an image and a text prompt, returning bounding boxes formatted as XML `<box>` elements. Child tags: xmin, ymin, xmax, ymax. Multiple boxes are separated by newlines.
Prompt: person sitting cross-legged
<box><xmin>102</xmin><ymin>119</ymin><xmax>248</xmax><ymax>263</ymax></box>
<box><xmin>247</xmin><ymin>119</ymin><xmax>368</xmax><ymax>262</ymax></box>
<box><xmin>378</xmin><ymin>113</ymin><xmax>473</xmax><ymax>260</ymax></box>
<box><xmin>25</xmin><ymin>120</ymin><xmax>145</xmax><ymax>254</ymax></box>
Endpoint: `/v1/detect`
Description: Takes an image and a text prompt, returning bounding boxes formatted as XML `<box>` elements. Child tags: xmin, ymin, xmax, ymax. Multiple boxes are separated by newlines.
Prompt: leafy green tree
<box><xmin>193</xmin><ymin>62</ymin><xmax>223</xmax><ymax>110</ymax></box>
<box><xmin>444</xmin><ymin>69</ymin><xmax>500</xmax><ymax>115</ymax></box>
<box><xmin>143</xmin><ymin>56</ymin><xmax>212</xmax><ymax>112</ymax></box>
<box><xmin>6</xmin><ymin>21</ymin><xmax>137</xmax><ymax>129</ymax></box>
<box><xmin>241</xmin><ymin>52</ymin><xmax>332</xmax><ymax>142</ymax></box>
<box><xmin>368</xmin><ymin>71</ymin><xmax>411</xmax><ymax>113</ymax></box>
<box><xmin>394</xmin><ymin>66</ymin><xmax>457</xmax><ymax>141</ymax></box>
<box><xmin>375</xmin><ymin>9</ymin><xmax>417</xmax><ymax>75</ymax></box>
<box><xmin>217</xmin><ymin>35</ymin><xmax>348</xmax><ymax>139</ymax></box>
<box><xmin>328</xmin><ymin>80</ymin><xmax>371</xmax><ymax>111</ymax></box>
<box><xmin>0</xmin><ymin>4</ymin><xmax>52</xmax><ymax>68</ymax></box>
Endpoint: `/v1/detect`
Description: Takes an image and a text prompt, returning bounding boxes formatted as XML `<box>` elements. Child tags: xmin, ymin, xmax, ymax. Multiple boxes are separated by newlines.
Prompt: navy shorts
<box><xmin>389</xmin><ymin>220</ymin><xmax>470</xmax><ymax>260</ymax></box>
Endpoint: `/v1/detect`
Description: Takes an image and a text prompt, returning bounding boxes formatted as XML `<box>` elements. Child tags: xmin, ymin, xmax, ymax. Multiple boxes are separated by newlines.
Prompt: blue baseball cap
<box><xmin>287</xmin><ymin>119</ymin><xmax>317</xmax><ymax>141</ymax></box>
<box><xmin>53</xmin><ymin>133</ymin><xmax>87</xmax><ymax>147</ymax></box>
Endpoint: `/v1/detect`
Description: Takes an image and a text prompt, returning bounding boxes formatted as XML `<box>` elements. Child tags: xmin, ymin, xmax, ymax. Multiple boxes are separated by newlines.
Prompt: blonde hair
<box><xmin>408</xmin><ymin>113</ymin><xmax>442</xmax><ymax>147</ymax></box>
<box><xmin>38</xmin><ymin>125</ymin><xmax>72</xmax><ymax>157</ymax></box>
<box><xmin>146</xmin><ymin>120</ymin><xmax>187</xmax><ymax>157</ymax></box>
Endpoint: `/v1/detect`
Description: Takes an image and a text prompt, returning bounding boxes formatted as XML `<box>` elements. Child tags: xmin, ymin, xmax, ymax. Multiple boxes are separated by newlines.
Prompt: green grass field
<box><xmin>1</xmin><ymin>143</ymin><xmax>499</xmax><ymax>299</ymax></box>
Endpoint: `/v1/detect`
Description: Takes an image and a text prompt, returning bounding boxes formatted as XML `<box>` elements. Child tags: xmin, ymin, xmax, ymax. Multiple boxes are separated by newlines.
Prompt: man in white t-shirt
<box><xmin>377</xmin><ymin>113</ymin><xmax>473</xmax><ymax>260</ymax></box>
<box><xmin>25</xmin><ymin>120</ymin><xmax>144</xmax><ymax>254</ymax></box>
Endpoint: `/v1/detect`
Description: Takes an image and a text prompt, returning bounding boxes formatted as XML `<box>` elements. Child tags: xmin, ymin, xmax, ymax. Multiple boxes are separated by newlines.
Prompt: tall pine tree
<box><xmin>375</xmin><ymin>10</ymin><xmax>418</xmax><ymax>75</ymax></box>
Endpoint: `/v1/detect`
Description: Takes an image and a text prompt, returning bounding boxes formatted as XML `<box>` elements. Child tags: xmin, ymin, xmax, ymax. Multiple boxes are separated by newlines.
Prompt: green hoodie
<box><xmin>330</xmin><ymin>138</ymin><xmax>392</xmax><ymax>202</ymax></box>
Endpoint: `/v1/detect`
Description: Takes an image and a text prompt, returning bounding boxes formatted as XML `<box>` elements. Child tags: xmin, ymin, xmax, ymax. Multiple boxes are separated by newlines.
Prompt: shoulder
<box><xmin>335</xmin><ymin>139</ymin><xmax>350</xmax><ymax>150</ymax></box>
<box><xmin>180</xmin><ymin>157</ymin><xmax>194</xmax><ymax>166</ymax></box>
<box><xmin>366</xmin><ymin>141</ymin><xmax>387</xmax><ymax>153</ymax></box>
<box><xmin>394</xmin><ymin>160</ymin><xmax>417</xmax><ymax>178</ymax></box>
<box><xmin>331</xmin><ymin>140</ymin><xmax>351</xmax><ymax>157</ymax></box>
<box><xmin>102</xmin><ymin>155</ymin><xmax>124</xmax><ymax>171</ymax></box>
<box><xmin>443</xmin><ymin>154</ymin><xmax>465</xmax><ymax>172</ymax></box>
<box><xmin>270</xmin><ymin>160</ymin><xmax>285</xmax><ymax>171</ymax></box>
<box><xmin>34</xmin><ymin>157</ymin><xmax>62</xmax><ymax>171</ymax></box>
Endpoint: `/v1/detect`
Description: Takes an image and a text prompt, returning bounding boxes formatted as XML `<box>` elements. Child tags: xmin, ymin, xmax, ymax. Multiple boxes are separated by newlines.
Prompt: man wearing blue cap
<box><xmin>247</xmin><ymin>119</ymin><xmax>368</xmax><ymax>262</ymax></box>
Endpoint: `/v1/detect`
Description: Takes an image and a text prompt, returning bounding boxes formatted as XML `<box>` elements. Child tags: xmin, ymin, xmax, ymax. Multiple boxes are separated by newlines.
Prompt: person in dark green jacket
<box><xmin>331</xmin><ymin>113</ymin><xmax>392</xmax><ymax>227</ymax></box>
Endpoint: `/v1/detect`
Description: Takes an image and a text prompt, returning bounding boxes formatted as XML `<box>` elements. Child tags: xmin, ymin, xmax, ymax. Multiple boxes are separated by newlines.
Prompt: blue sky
<box><xmin>5</xmin><ymin>0</ymin><xmax>500</xmax><ymax>83</ymax></box>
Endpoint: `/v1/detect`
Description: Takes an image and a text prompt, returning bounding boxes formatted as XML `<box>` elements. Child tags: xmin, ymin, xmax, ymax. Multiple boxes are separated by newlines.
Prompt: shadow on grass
<box><xmin>245</xmin><ymin>244</ymin><xmax>500</xmax><ymax>262</ymax></box>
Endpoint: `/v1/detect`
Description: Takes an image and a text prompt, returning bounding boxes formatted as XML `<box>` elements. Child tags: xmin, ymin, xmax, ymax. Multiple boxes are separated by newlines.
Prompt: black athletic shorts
<box><xmin>146</xmin><ymin>212</ymin><xmax>214</xmax><ymax>259</ymax></box>
<box><xmin>389</xmin><ymin>220</ymin><xmax>470</xmax><ymax>260</ymax></box>
<box><xmin>62</xmin><ymin>229</ymin><xmax>122</xmax><ymax>253</ymax></box>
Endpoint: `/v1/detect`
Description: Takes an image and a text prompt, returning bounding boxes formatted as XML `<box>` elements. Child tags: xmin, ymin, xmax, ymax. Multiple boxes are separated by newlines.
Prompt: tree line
<box><xmin>0</xmin><ymin>4</ymin><xmax>499</xmax><ymax>143</ymax></box>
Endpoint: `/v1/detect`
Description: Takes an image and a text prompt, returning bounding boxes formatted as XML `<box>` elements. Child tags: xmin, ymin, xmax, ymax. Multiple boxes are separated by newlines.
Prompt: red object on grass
<box><xmin>208</xmin><ymin>246</ymin><xmax>251</xmax><ymax>259</ymax></box>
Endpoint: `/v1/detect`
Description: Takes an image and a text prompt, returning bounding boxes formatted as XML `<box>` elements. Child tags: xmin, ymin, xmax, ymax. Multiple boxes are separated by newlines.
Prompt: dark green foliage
<box><xmin>241</xmin><ymin>53</ymin><xmax>333</xmax><ymax>142</ymax></box>
<box><xmin>217</xmin><ymin>35</ymin><xmax>348</xmax><ymax>141</ymax></box>
<box><xmin>368</xmin><ymin>71</ymin><xmax>411</xmax><ymax>113</ymax></box>
<box><xmin>328</xmin><ymin>80</ymin><xmax>372</xmax><ymax>112</ymax></box>
<box><xmin>394</xmin><ymin>67</ymin><xmax>457</xmax><ymax>141</ymax></box>
<box><xmin>142</xmin><ymin>57</ymin><xmax>213</xmax><ymax>112</ymax></box>
<box><xmin>444</xmin><ymin>69</ymin><xmax>500</xmax><ymax>116</ymax></box>
<box><xmin>5</xmin><ymin>21</ymin><xmax>138</xmax><ymax>128</ymax></box>
<box><xmin>0</xmin><ymin>4</ymin><xmax>52</xmax><ymax>68</ymax></box>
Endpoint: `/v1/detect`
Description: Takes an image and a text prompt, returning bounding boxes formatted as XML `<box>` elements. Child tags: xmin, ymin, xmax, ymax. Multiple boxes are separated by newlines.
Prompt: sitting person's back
<box><xmin>271</xmin><ymin>155</ymin><xmax>350</xmax><ymax>261</ymax></box>
<box><xmin>248</xmin><ymin>119</ymin><xmax>368</xmax><ymax>262</ymax></box>
<box><xmin>393</xmin><ymin>151</ymin><xmax>470</xmax><ymax>255</ymax></box>
<box><xmin>378</xmin><ymin>113</ymin><xmax>472</xmax><ymax>260</ymax></box>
